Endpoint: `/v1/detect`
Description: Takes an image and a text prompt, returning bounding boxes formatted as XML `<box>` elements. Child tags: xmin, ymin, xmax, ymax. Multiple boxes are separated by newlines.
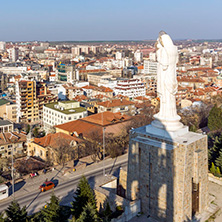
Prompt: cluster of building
<box><xmin>0</xmin><ymin>39</ymin><xmax>222</xmax><ymax>175</ymax></box>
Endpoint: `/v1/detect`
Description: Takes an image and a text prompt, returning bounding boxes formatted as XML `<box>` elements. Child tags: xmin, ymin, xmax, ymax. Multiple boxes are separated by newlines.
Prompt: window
<box><xmin>40</xmin><ymin>150</ymin><xmax>43</xmax><ymax>156</ymax></box>
<box><xmin>68</xmin><ymin>117</ymin><xmax>71</xmax><ymax>120</ymax></box>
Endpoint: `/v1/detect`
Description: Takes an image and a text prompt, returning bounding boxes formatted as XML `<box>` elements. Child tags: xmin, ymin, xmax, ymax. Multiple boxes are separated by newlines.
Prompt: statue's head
<box><xmin>158</xmin><ymin>31</ymin><xmax>174</xmax><ymax>48</ymax></box>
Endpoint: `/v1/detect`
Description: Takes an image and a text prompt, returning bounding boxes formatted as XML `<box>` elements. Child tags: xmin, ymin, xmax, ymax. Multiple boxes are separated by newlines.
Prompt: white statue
<box><xmin>152</xmin><ymin>31</ymin><xmax>183</xmax><ymax>131</ymax></box>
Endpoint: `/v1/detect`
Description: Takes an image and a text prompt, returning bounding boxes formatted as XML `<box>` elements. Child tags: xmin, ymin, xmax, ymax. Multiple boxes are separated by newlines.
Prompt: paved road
<box><xmin>0</xmin><ymin>154</ymin><xmax>128</xmax><ymax>214</ymax></box>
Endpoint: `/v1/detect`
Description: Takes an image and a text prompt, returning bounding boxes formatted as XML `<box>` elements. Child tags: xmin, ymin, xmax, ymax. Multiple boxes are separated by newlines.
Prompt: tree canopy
<box><xmin>71</xmin><ymin>176</ymin><xmax>97</xmax><ymax>220</ymax></box>
<box><xmin>5</xmin><ymin>200</ymin><xmax>27</xmax><ymax>222</ymax></box>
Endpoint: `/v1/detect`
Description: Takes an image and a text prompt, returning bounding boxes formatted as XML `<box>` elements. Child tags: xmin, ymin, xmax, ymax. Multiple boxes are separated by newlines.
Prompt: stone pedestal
<box><xmin>126</xmin><ymin>124</ymin><xmax>208</xmax><ymax>222</ymax></box>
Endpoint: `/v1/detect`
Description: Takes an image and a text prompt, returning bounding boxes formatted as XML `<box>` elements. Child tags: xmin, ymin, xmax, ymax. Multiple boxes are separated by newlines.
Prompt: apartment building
<box><xmin>16</xmin><ymin>80</ymin><xmax>39</xmax><ymax>123</ymax></box>
<box><xmin>43</xmin><ymin>100</ymin><xmax>87</xmax><ymax>132</ymax></box>
<box><xmin>114</xmin><ymin>79</ymin><xmax>146</xmax><ymax>99</ymax></box>
<box><xmin>143</xmin><ymin>59</ymin><xmax>157</xmax><ymax>75</ymax></box>
<box><xmin>134</xmin><ymin>50</ymin><xmax>143</xmax><ymax>62</ymax></box>
<box><xmin>0</xmin><ymin>132</ymin><xmax>27</xmax><ymax>158</ymax></box>
<box><xmin>0</xmin><ymin>99</ymin><xmax>17</xmax><ymax>122</ymax></box>
<box><xmin>16</xmin><ymin>80</ymin><xmax>57</xmax><ymax>123</ymax></box>
<box><xmin>56</xmin><ymin>64</ymin><xmax>75</xmax><ymax>83</ymax></box>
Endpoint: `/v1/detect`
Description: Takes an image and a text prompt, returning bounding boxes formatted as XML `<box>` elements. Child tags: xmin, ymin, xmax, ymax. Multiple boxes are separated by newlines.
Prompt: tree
<box><xmin>5</xmin><ymin>200</ymin><xmax>27</xmax><ymax>222</ymax></box>
<box><xmin>215</xmin><ymin>150</ymin><xmax>222</xmax><ymax>171</ymax></box>
<box><xmin>208</xmin><ymin>105</ymin><xmax>222</xmax><ymax>131</ymax></box>
<box><xmin>33</xmin><ymin>127</ymin><xmax>39</xmax><ymax>138</ymax></box>
<box><xmin>71</xmin><ymin>176</ymin><xmax>97</xmax><ymax>220</ymax></box>
<box><xmin>26</xmin><ymin>124</ymin><xmax>30</xmax><ymax>134</ymax></box>
<box><xmin>178</xmin><ymin>103</ymin><xmax>211</xmax><ymax>132</ymax></box>
<box><xmin>210</xmin><ymin>162</ymin><xmax>216</xmax><ymax>175</ymax></box>
<box><xmin>52</xmin><ymin>138</ymin><xmax>76</xmax><ymax>166</ymax></box>
<box><xmin>0</xmin><ymin>212</ymin><xmax>4</xmax><ymax>222</ymax></box>
<box><xmin>208</xmin><ymin>134</ymin><xmax>222</xmax><ymax>167</ymax></box>
<box><xmin>102</xmin><ymin>201</ymin><xmax>112</xmax><ymax>222</ymax></box>
<box><xmin>41</xmin><ymin>193</ymin><xmax>63</xmax><ymax>222</ymax></box>
<box><xmin>76</xmin><ymin>203</ymin><xmax>101</xmax><ymax>222</ymax></box>
<box><xmin>83</xmin><ymin>130</ymin><xmax>103</xmax><ymax>162</ymax></box>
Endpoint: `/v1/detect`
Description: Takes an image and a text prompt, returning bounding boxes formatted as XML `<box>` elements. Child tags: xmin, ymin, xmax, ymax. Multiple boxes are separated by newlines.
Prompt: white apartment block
<box><xmin>0</xmin><ymin>41</ymin><xmax>6</xmax><ymax>51</ymax></box>
<box><xmin>144</xmin><ymin>59</ymin><xmax>157</xmax><ymax>75</ymax></box>
<box><xmin>115</xmin><ymin>51</ymin><xmax>125</xmax><ymax>60</ymax></box>
<box><xmin>134</xmin><ymin>50</ymin><xmax>143</xmax><ymax>62</ymax></box>
<box><xmin>9</xmin><ymin>48</ymin><xmax>19</xmax><ymax>62</ymax></box>
<box><xmin>43</xmin><ymin>101</ymin><xmax>87</xmax><ymax>132</ymax></box>
<box><xmin>114</xmin><ymin>79</ymin><xmax>146</xmax><ymax>98</ymax></box>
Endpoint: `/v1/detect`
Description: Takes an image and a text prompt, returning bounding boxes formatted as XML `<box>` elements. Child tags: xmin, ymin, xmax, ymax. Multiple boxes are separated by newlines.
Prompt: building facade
<box><xmin>16</xmin><ymin>80</ymin><xmax>39</xmax><ymax>123</ymax></box>
<box><xmin>115</xmin><ymin>79</ymin><xmax>146</xmax><ymax>99</ymax></box>
<box><xmin>43</xmin><ymin>100</ymin><xmax>87</xmax><ymax>132</ymax></box>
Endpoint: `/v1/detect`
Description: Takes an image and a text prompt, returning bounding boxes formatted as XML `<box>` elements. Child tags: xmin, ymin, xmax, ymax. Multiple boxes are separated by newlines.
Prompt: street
<box><xmin>0</xmin><ymin>154</ymin><xmax>128</xmax><ymax>215</ymax></box>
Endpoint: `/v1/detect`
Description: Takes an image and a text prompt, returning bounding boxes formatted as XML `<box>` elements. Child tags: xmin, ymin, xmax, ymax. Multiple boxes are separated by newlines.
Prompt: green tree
<box><xmin>216</xmin><ymin>150</ymin><xmax>222</xmax><ymax>171</ymax></box>
<box><xmin>76</xmin><ymin>203</ymin><xmax>101</xmax><ymax>222</ymax></box>
<box><xmin>71</xmin><ymin>176</ymin><xmax>97</xmax><ymax>220</ymax></box>
<box><xmin>102</xmin><ymin>201</ymin><xmax>112</xmax><ymax>222</ymax></box>
<box><xmin>216</xmin><ymin>167</ymin><xmax>221</xmax><ymax>176</ymax></box>
<box><xmin>0</xmin><ymin>212</ymin><xmax>4</xmax><ymax>222</ymax></box>
<box><xmin>208</xmin><ymin>105</ymin><xmax>222</xmax><ymax>131</ymax></box>
<box><xmin>209</xmin><ymin>135</ymin><xmax>222</xmax><ymax>166</ymax></box>
<box><xmin>33</xmin><ymin>127</ymin><xmax>39</xmax><ymax>138</ymax></box>
<box><xmin>5</xmin><ymin>200</ymin><xmax>27</xmax><ymax>222</ymax></box>
<box><xmin>41</xmin><ymin>193</ymin><xmax>63</xmax><ymax>222</ymax></box>
<box><xmin>210</xmin><ymin>162</ymin><xmax>216</xmax><ymax>175</ymax></box>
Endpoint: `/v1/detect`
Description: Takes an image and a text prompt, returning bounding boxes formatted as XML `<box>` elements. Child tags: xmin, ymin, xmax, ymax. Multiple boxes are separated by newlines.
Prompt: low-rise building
<box><xmin>0</xmin><ymin>184</ymin><xmax>9</xmax><ymax>201</ymax></box>
<box><xmin>0</xmin><ymin>99</ymin><xmax>17</xmax><ymax>122</ymax></box>
<box><xmin>43</xmin><ymin>100</ymin><xmax>87</xmax><ymax>133</ymax></box>
<box><xmin>27</xmin><ymin>132</ymin><xmax>82</xmax><ymax>163</ymax></box>
<box><xmin>97</xmin><ymin>99</ymin><xmax>136</xmax><ymax>115</ymax></box>
<box><xmin>0</xmin><ymin>120</ymin><xmax>14</xmax><ymax>133</ymax></box>
<box><xmin>55</xmin><ymin>111</ymin><xmax>132</xmax><ymax>139</ymax></box>
<box><xmin>0</xmin><ymin>132</ymin><xmax>27</xmax><ymax>158</ymax></box>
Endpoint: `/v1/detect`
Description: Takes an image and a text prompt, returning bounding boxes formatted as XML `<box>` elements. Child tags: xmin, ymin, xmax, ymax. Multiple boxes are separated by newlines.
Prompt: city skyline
<box><xmin>0</xmin><ymin>0</ymin><xmax>221</xmax><ymax>41</ymax></box>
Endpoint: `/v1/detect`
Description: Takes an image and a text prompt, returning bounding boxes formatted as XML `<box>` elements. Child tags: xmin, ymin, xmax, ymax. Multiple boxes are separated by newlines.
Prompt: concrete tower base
<box><xmin>126</xmin><ymin>124</ymin><xmax>209</xmax><ymax>222</ymax></box>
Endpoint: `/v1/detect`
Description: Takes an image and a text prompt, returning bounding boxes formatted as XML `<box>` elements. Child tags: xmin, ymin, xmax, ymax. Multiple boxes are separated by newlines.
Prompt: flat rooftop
<box><xmin>45</xmin><ymin>102</ymin><xmax>86</xmax><ymax>115</ymax></box>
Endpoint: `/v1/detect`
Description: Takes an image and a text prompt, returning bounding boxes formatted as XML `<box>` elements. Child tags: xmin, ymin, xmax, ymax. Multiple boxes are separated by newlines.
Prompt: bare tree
<box><xmin>52</xmin><ymin>138</ymin><xmax>77</xmax><ymax>166</ymax></box>
<box><xmin>83</xmin><ymin>129</ymin><xmax>103</xmax><ymax>162</ymax></box>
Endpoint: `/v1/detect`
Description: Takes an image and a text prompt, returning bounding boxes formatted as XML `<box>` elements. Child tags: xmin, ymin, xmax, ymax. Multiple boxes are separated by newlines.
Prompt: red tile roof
<box><xmin>98</xmin><ymin>99</ymin><xmax>134</xmax><ymax>107</ymax></box>
<box><xmin>55</xmin><ymin>111</ymin><xmax>132</xmax><ymax>138</ymax></box>
<box><xmin>33</xmin><ymin>132</ymin><xmax>82</xmax><ymax>148</ymax></box>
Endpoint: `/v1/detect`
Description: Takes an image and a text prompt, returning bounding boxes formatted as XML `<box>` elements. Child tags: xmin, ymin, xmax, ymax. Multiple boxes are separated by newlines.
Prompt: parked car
<box><xmin>39</xmin><ymin>181</ymin><xmax>55</xmax><ymax>192</ymax></box>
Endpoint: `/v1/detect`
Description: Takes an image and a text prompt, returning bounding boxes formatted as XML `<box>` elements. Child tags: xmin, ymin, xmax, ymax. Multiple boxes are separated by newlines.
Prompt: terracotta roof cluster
<box><xmin>79</xmin><ymin>69</ymin><xmax>106</xmax><ymax>73</ymax></box>
<box><xmin>55</xmin><ymin>111</ymin><xmax>132</xmax><ymax>138</ymax></box>
<box><xmin>187</xmin><ymin>67</ymin><xmax>212</xmax><ymax>72</ymax></box>
<box><xmin>134</xmin><ymin>96</ymin><xmax>149</xmax><ymax>101</ymax></box>
<box><xmin>94</xmin><ymin>86</ymin><xmax>113</xmax><ymax>93</ymax></box>
<box><xmin>33</xmin><ymin>132</ymin><xmax>82</xmax><ymax>148</ymax></box>
<box><xmin>73</xmin><ymin>95</ymin><xmax>88</xmax><ymax>101</ymax></box>
<box><xmin>82</xmin><ymin>85</ymin><xmax>96</xmax><ymax>90</ymax></box>
<box><xmin>98</xmin><ymin>99</ymin><xmax>134</xmax><ymax>108</ymax></box>
<box><xmin>0</xmin><ymin>132</ymin><xmax>26</xmax><ymax>145</ymax></box>
<box><xmin>177</xmin><ymin>76</ymin><xmax>205</xmax><ymax>83</ymax></box>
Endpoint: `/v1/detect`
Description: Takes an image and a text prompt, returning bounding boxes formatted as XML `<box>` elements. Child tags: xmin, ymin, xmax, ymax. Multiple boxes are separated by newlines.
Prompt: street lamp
<box><xmin>102</xmin><ymin>111</ymin><xmax>106</xmax><ymax>177</ymax></box>
<box><xmin>11</xmin><ymin>142</ymin><xmax>15</xmax><ymax>200</ymax></box>
<box><xmin>103</xmin><ymin>126</ymin><xmax>106</xmax><ymax>176</ymax></box>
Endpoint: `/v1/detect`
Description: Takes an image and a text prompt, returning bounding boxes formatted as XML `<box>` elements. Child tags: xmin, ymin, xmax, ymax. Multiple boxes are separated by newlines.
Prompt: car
<box><xmin>39</xmin><ymin>181</ymin><xmax>55</xmax><ymax>192</ymax></box>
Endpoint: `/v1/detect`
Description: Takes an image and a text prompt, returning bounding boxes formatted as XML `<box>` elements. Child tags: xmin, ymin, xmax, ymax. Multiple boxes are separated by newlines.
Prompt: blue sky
<box><xmin>0</xmin><ymin>0</ymin><xmax>221</xmax><ymax>41</ymax></box>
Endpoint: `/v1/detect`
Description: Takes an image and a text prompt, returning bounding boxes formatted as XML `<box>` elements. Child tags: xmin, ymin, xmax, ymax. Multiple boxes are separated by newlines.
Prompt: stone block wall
<box><xmin>126</xmin><ymin>126</ymin><xmax>209</xmax><ymax>222</ymax></box>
